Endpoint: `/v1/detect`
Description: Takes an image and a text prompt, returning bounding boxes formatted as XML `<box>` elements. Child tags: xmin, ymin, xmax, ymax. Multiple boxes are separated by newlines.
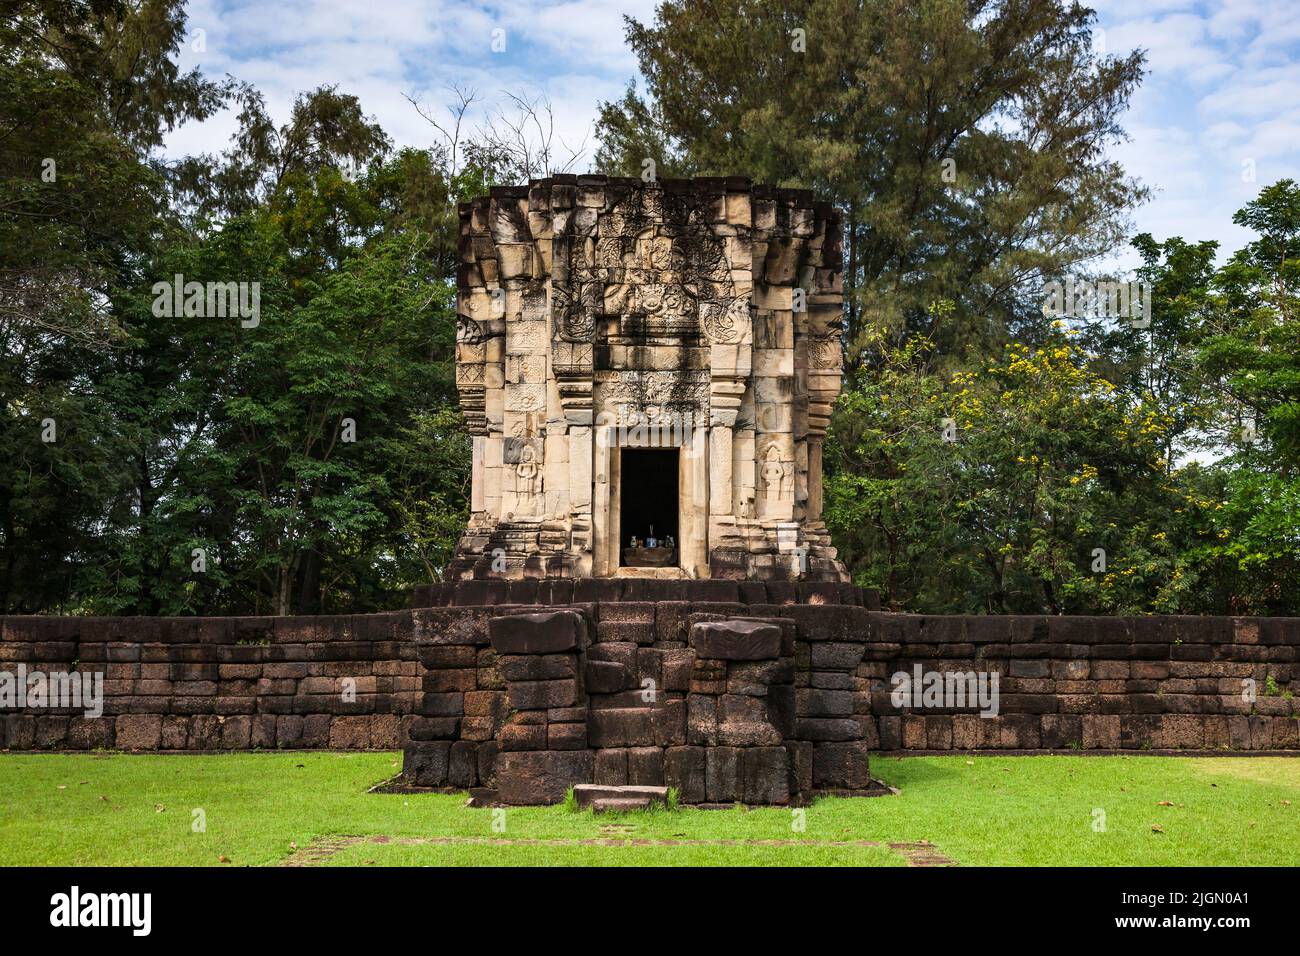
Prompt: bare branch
<box><xmin>473</xmin><ymin>91</ymin><xmax>589</xmax><ymax>181</ymax></box>
<box><xmin>404</xmin><ymin>84</ymin><xmax>479</xmax><ymax>178</ymax></box>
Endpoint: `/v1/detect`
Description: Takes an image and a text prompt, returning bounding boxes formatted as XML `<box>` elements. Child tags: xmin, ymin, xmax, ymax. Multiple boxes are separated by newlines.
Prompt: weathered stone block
<box><xmin>328</xmin><ymin>715</ymin><xmax>370</xmax><ymax>749</ymax></box>
<box><xmin>275</xmin><ymin>715</ymin><xmax>304</xmax><ymax>748</ymax></box>
<box><xmin>585</xmin><ymin>660</ymin><xmax>628</xmax><ymax>694</ymax></box>
<box><xmin>496</xmin><ymin>750</ymin><xmax>594</xmax><ymax>805</ymax></box>
<box><xmin>499</xmin><ymin>722</ymin><xmax>546</xmax><ymax>751</ymax></box>
<box><xmin>548</xmin><ymin>721</ymin><xmax>587</xmax><ymax>750</ymax></box>
<box><xmin>795</xmin><ymin>687</ymin><xmax>855</xmax><ymax>717</ymax></box>
<box><xmin>1000</xmin><ymin>714</ymin><xmax>1041</xmax><ymax>749</ymax></box>
<box><xmin>250</xmin><ymin>713</ymin><xmax>277</xmax><ymax>749</ymax></box>
<box><xmin>925</xmin><ymin>715</ymin><xmax>952</xmax><ymax>749</ymax></box>
<box><xmin>409</xmin><ymin>716</ymin><xmax>459</xmax><ymax>740</ymax></box>
<box><xmin>507</xmin><ymin>678</ymin><xmax>579</xmax><ymax>710</ymax></box>
<box><xmin>652</xmin><ymin>697</ymin><xmax>687</xmax><ymax>747</ymax></box>
<box><xmin>795</xmin><ymin>716</ymin><xmax>863</xmax><ymax>742</ymax></box>
<box><xmin>588</xmin><ymin>707</ymin><xmax>656</xmax><ymax>748</ymax></box>
<box><xmin>877</xmin><ymin>715</ymin><xmax>901</xmax><ymax>750</ymax></box>
<box><xmin>717</xmin><ymin>694</ymin><xmax>782</xmax><ymax>746</ymax></box>
<box><xmin>449</xmin><ymin>740</ymin><xmax>478</xmax><ymax>788</ymax></box>
<box><xmin>809</xmin><ymin>642</ymin><xmax>865</xmax><ymax>670</ymax></box>
<box><xmin>464</xmin><ymin>690</ymin><xmax>508</xmax><ymax>720</ymax></box>
<box><xmin>594</xmin><ymin>747</ymin><xmax>628</xmax><ymax>785</ymax></box>
<box><xmin>627</xmin><ymin>747</ymin><xmax>665</xmax><ymax>786</ymax></box>
<box><xmin>951</xmin><ymin>714</ymin><xmax>982</xmax><ymax>750</ymax></box>
<box><xmin>547</xmin><ymin>706</ymin><xmax>587</xmax><ymax>722</ymax></box>
<box><xmin>114</xmin><ymin>714</ymin><xmax>161</xmax><ymax>750</ymax></box>
<box><xmin>690</xmin><ymin>620</ymin><xmax>782</xmax><ymax>661</ymax></box>
<box><xmin>739</xmin><ymin>747</ymin><xmax>789</xmax><ymax>804</ymax></box>
<box><xmin>1041</xmin><ymin>714</ymin><xmax>1082</xmax><ymax>749</ymax></box>
<box><xmin>901</xmin><ymin>714</ymin><xmax>927</xmax><ymax>749</ymax></box>
<box><xmin>663</xmin><ymin>746</ymin><xmax>706</xmax><ymax>804</ymax></box>
<box><xmin>404</xmin><ymin>741</ymin><xmax>450</xmax><ymax>786</ymax></box>
<box><xmin>498</xmin><ymin>654</ymin><xmax>576</xmax><ymax>681</ymax></box>
<box><xmin>219</xmin><ymin>715</ymin><xmax>252</xmax><ymax>749</ymax></box>
<box><xmin>812</xmin><ymin>740</ymin><xmax>872</xmax><ymax>789</ymax></box>
<box><xmin>488</xmin><ymin>610</ymin><xmax>583</xmax><ymax>655</ymax></box>
<box><xmin>705</xmin><ymin>746</ymin><xmax>740</xmax><ymax>803</ymax></box>
<box><xmin>660</xmin><ymin>648</ymin><xmax>695</xmax><ymax>691</ymax></box>
<box><xmin>686</xmin><ymin>693</ymin><xmax>718</xmax><ymax>746</ymax></box>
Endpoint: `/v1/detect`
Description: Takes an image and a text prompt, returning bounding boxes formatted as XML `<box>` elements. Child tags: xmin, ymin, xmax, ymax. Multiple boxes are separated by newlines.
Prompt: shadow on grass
<box><xmin>868</xmin><ymin>753</ymin><xmax>967</xmax><ymax>788</ymax></box>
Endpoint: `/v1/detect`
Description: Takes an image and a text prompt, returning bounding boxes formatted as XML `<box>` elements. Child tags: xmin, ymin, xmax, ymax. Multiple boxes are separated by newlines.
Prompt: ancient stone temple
<box><xmin>449</xmin><ymin>175</ymin><xmax>848</xmax><ymax>582</ymax></box>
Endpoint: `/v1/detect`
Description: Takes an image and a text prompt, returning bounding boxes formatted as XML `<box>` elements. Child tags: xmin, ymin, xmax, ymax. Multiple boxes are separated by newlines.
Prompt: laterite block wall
<box><xmin>3</xmin><ymin>600</ymin><xmax>1296</xmax><ymax>771</ymax></box>
<box><xmin>861</xmin><ymin>613</ymin><xmax>1299</xmax><ymax>751</ymax></box>
<box><xmin>0</xmin><ymin>613</ymin><xmax>420</xmax><ymax>751</ymax></box>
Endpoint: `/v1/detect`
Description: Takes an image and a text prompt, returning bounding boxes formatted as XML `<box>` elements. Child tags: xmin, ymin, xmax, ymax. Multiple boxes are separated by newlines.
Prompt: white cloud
<box><xmin>164</xmin><ymin>0</ymin><xmax>663</xmax><ymax>171</ymax></box>
<box><xmin>162</xmin><ymin>1</ymin><xmax>1293</xmax><ymax>268</ymax></box>
<box><xmin>1094</xmin><ymin>1</ymin><xmax>1299</xmax><ymax>267</ymax></box>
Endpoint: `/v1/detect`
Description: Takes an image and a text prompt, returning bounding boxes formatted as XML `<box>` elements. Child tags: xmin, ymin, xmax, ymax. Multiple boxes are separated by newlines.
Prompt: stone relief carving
<box><xmin>516</xmin><ymin>444</ymin><xmax>539</xmax><ymax>496</ymax></box>
<box><xmin>762</xmin><ymin>444</ymin><xmax>784</xmax><ymax>508</ymax></box>
<box><xmin>596</xmin><ymin>370</ymin><xmax>710</xmax><ymax>412</ymax></box>
<box><xmin>456</xmin><ymin>363</ymin><xmax>485</xmax><ymax>384</ymax></box>
<box><xmin>552</xmin><ymin>285</ymin><xmax>594</xmax><ymax>342</ymax></box>
<box><xmin>809</xmin><ymin>334</ymin><xmax>841</xmax><ymax>369</ymax></box>
<box><xmin>700</xmin><ymin>297</ymin><xmax>748</xmax><ymax>345</ymax></box>
<box><xmin>457</xmin><ymin>315</ymin><xmax>486</xmax><ymax>345</ymax></box>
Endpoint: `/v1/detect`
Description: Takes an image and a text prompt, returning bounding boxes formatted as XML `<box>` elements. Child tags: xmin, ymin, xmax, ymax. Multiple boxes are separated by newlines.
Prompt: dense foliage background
<box><xmin>1</xmin><ymin>0</ymin><xmax>476</xmax><ymax>614</ymax></box>
<box><xmin>2</xmin><ymin>0</ymin><xmax>1296</xmax><ymax>615</ymax></box>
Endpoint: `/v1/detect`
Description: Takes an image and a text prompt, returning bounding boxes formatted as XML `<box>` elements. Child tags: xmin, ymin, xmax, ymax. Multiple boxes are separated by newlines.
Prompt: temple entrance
<box><xmin>618</xmin><ymin>447</ymin><xmax>680</xmax><ymax>568</ymax></box>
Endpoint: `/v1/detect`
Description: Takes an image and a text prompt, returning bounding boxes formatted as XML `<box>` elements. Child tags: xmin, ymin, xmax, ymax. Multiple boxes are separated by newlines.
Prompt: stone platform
<box><xmin>402</xmin><ymin>588</ymin><xmax>881</xmax><ymax>806</ymax></box>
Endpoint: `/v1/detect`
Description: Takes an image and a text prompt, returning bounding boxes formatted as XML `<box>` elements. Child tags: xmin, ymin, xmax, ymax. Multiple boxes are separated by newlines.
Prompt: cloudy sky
<box><xmin>168</xmin><ymin>0</ymin><xmax>1300</xmax><ymax>266</ymax></box>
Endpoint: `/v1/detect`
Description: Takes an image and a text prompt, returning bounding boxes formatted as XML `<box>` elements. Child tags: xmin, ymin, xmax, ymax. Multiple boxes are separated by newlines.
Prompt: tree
<box><xmin>1199</xmin><ymin>179</ymin><xmax>1300</xmax><ymax>465</ymax></box>
<box><xmin>0</xmin><ymin>0</ymin><xmax>225</xmax><ymax>611</ymax></box>
<box><xmin>1190</xmin><ymin>179</ymin><xmax>1300</xmax><ymax>612</ymax></box>
<box><xmin>596</xmin><ymin>0</ymin><xmax>1147</xmax><ymax>367</ymax></box>
<box><xmin>2</xmin><ymin>2</ymin><xmax>475</xmax><ymax>613</ymax></box>
<box><xmin>825</xmin><ymin>181</ymin><xmax>1300</xmax><ymax>616</ymax></box>
<box><xmin>171</xmin><ymin>83</ymin><xmax>389</xmax><ymax>223</ymax></box>
<box><xmin>85</xmin><ymin>148</ymin><xmax>466</xmax><ymax>616</ymax></box>
<box><xmin>825</xmin><ymin>328</ymin><xmax>1202</xmax><ymax>613</ymax></box>
<box><xmin>1080</xmin><ymin>233</ymin><xmax>1221</xmax><ymax>472</ymax></box>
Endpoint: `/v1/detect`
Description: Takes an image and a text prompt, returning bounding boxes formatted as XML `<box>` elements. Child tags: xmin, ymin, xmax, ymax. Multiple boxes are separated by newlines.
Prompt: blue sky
<box><xmin>168</xmin><ymin>0</ymin><xmax>1300</xmax><ymax>266</ymax></box>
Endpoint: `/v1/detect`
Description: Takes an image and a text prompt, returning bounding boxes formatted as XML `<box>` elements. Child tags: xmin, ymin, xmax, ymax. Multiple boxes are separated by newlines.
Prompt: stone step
<box><xmin>592</xmin><ymin>797</ymin><xmax>653</xmax><ymax>814</ymax></box>
<box><xmin>573</xmin><ymin>783</ymin><xmax>668</xmax><ymax>810</ymax></box>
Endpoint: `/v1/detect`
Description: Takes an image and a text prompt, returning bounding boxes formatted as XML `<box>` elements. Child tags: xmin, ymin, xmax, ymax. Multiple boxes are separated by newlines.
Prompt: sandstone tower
<box><xmin>449</xmin><ymin>175</ymin><xmax>848</xmax><ymax>582</ymax></box>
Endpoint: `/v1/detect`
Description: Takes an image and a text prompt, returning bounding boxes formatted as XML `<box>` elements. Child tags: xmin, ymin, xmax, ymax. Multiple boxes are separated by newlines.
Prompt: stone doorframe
<box><xmin>592</xmin><ymin>422</ymin><xmax>708</xmax><ymax>578</ymax></box>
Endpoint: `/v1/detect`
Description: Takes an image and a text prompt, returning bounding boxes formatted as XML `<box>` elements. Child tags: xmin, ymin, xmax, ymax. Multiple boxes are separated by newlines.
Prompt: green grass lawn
<box><xmin>0</xmin><ymin>751</ymin><xmax>1294</xmax><ymax>866</ymax></box>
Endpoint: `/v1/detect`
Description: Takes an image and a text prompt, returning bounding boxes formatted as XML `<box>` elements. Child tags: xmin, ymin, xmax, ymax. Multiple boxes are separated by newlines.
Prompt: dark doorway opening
<box><xmin>619</xmin><ymin>447</ymin><xmax>679</xmax><ymax>565</ymax></box>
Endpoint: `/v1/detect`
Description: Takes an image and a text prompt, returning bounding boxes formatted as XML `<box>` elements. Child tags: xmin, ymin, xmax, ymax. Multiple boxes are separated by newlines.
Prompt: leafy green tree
<box><xmin>1199</xmin><ymin>179</ymin><xmax>1300</xmax><ymax>463</ymax></box>
<box><xmin>87</xmin><ymin>149</ymin><xmax>466</xmax><ymax>615</ymax></box>
<box><xmin>0</xmin><ymin>0</ymin><xmax>225</xmax><ymax>611</ymax></box>
<box><xmin>171</xmin><ymin>83</ymin><xmax>389</xmax><ymax>223</ymax></box>
<box><xmin>1081</xmin><ymin>234</ymin><xmax>1222</xmax><ymax>471</ymax></box>
<box><xmin>1189</xmin><ymin>179</ymin><xmax>1300</xmax><ymax>612</ymax></box>
<box><xmin>595</xmin><ymin>0</ymin><xmax>1147</xmax><ymax>365</ymax></box>
<box><xmin>826</xmin><ymin>329</ymin><xmax>1204</xmax><ymax>613</ymax></box>
<box><xmin>826</xmin><ymin>181</ymin><xmax>1300</xmax><ymax>616</ymax></box>
<box><xmin>2</xmin><ymin>1</ymin><xmax>476</xmax><ymax>613</ymax></box>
